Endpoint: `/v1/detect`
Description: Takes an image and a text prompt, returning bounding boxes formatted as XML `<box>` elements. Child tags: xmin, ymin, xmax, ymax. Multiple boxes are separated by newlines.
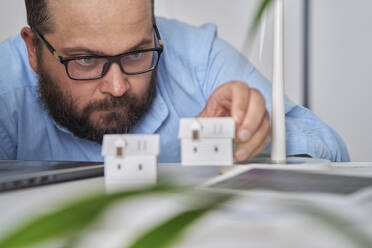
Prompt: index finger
<box><xmin>230</xmin><ymin>82</ymin><xmax>252</xmax><ymax>125</ymax></box>
<box><xmin>237</xmin><ymin>88</ymin><xmax>267</xmax><ymax>142</ymax></box>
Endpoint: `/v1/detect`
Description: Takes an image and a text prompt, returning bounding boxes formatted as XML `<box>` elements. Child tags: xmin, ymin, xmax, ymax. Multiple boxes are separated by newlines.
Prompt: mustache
<box><xmin>83</xmin><ymin>93</ymin><xmax>139</xmax><ymax>115</ymax></box>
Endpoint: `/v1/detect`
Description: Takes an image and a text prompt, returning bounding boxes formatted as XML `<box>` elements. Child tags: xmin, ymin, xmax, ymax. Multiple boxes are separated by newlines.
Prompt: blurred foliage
<box><xmin>0</xmin><ymin>184</ymin><xmax>232</xmax><ymax>248</ymax></box>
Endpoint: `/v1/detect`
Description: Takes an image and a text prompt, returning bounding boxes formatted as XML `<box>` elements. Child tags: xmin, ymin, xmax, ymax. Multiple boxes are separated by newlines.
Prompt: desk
<box><xmin>1</xmin><ymin>163</ymin><xmax>372</xmax><ymax>248</ymax></box>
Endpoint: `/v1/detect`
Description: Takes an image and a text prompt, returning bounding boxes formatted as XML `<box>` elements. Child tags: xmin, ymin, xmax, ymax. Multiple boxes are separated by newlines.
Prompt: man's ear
<box><xmin>21</xmin><ymin>27</ymin><xmax>39</xmax><ymax>74</ymax></box>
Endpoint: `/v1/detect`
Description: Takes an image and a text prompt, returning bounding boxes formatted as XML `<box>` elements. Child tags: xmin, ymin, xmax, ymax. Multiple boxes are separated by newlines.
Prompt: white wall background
<box><xmin>311</xmin><ymin>0</ymin><xmax>372</xmax><ymax>161</ymax></box>
<box><xmin>0</xmin><ymin>1</ymin><xmax>26</xmax><ymax>40</ymax></box>
<box><xmin>0</xmin><ymin>0</ymin><xmax>370</xmax><ymax>161</ymax></box>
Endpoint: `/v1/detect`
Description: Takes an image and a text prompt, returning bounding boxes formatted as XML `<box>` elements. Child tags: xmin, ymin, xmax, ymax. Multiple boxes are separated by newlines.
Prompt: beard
<box><xmin>36</xmin><ymin>58</ymin><xmax>156</xmax><ymax>144</ymax></box>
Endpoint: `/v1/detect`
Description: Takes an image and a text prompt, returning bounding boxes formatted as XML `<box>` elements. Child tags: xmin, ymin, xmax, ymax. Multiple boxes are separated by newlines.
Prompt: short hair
<box><xmin>25</xmin><ymin>0</ymin><xmax>155</xmax><ymax>34</ymax></box>
<box><xmin>25</xmin><ymin>0</ymin><xmax>52</xmax><ymax>34</ymax></box>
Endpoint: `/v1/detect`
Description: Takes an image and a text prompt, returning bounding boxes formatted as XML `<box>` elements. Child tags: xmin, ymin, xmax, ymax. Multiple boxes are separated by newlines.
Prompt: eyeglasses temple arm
<box><xmin>33</xmin><ymin>30</ymin><xmax>62</xmax><ymax>61</ymax></box>
<box><xmin>153</xmin><ymin>24</ymin><xmax>163</xmax><ymax>48</ymax></box>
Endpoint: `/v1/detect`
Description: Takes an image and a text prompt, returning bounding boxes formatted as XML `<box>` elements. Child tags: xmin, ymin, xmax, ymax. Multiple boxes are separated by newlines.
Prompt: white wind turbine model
<box><xmin>262</xmin><ymin>0</ymin><xmax>330</xmax><ymax>168</ymax></box>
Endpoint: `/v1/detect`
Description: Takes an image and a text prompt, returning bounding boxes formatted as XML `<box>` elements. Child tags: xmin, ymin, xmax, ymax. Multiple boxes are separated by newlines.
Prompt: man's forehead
<box><xmin>47</xmin><ymin>0</ymin><xmax>152</xmax><ymax>33</ymax></box>
<box><xmin>46</xmin><ymin>0</ymin><xmax>153</xmax><ymax>54</ymax></box>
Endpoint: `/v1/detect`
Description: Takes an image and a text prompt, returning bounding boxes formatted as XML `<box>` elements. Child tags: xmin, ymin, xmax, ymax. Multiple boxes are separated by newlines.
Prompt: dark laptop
<box><xmin>0</xmin><ymin>160</ymin><xmax>103</xmax><ymax>193</ymax></box>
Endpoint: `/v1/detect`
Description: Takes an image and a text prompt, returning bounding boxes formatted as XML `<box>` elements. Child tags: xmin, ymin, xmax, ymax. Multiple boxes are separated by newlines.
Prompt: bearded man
<box><xmin>0</xmin><ymin>0</ymin><xmax>349</xmax><ymax>162</ymax></box>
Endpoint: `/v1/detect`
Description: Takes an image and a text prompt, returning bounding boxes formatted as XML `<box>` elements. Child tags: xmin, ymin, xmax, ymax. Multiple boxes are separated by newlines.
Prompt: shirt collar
<box><xmin>132</xmin><ymin>84</ymin><xmax>169</xmax><ymax>134</ymax></box>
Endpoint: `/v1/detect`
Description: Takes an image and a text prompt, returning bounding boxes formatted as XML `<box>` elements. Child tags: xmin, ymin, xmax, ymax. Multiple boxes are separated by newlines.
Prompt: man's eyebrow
<box><xmin>60</xmin><ymin>38</ymin><xmax>154</xmax><ymax>56</ymax></box>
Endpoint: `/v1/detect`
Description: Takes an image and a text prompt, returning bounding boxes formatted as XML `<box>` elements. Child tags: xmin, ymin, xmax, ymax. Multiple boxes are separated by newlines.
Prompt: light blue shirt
<box><xmin>0</xmin><ymin>17</ymin><xmax>349</xmax><ymax>162</ymax></box>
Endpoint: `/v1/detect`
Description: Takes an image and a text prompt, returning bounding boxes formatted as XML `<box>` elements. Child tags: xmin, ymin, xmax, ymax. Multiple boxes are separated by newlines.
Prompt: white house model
<box><xmin>102</xmin><ymin>134</ymin><xmax>160</xmax><ymax>188</ymax></box>
<box><xmin>178</xmin><ymin>117</ymin><xmax>235</xmax><ymax>166</ymax></box>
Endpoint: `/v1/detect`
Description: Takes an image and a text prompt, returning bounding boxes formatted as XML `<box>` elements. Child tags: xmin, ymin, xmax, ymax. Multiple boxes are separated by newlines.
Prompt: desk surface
<box><xmin>2</xmin><ymin>162</ymin><xmax>372</xmax><ymax>248</ymax></box>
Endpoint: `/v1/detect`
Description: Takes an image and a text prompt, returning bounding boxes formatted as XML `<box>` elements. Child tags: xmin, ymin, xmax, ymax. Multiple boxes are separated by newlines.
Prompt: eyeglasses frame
<box><xmin>33</xmin><ymin>24</ymin><xmax>164</xmax><ymax>81</ymax></box>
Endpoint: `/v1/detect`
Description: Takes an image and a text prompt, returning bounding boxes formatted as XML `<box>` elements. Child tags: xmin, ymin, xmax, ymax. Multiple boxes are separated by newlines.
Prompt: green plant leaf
<box><xmin>128</xmin><ymin>193</ymin><xmax>232</xmax><ymax>248</ymax></box>
<box><xmin>249</xmin><ymin>0</ymin><xmax>274</xmax><ymax>38</ymax></box>
<box><xmin>0</xmin><ymin>185</ymin><xmax>181</xmax><ymax>248</ymax></box>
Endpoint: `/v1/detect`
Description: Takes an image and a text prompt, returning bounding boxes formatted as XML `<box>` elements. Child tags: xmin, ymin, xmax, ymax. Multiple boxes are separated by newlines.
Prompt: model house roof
<box><xmin>178</xmin><ymin>118</ymin><xmax>235</xmax><ymax>139</ymax></box>
<box><xmin>102</xmin><ymin>134</ymin><xmax>160</xmax><ymax>157</ymax></box>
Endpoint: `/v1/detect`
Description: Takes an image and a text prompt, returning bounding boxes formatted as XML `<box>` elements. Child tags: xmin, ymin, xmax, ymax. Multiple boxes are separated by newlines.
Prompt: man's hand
<box><xmin>197</xmin><ymin>81</ymin><xmax>270</xmax><ymax>162</ymax></box>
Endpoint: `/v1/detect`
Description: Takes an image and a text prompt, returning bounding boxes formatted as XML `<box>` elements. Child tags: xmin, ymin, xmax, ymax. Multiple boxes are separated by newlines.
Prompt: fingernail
<box><xmin>239</xmin><ymin>130</ymin><xmax>252</xmax><ymax>142</ymax></box>
<box><xmin>234</xmin><ymin>110</ymin><xmax>245</xmax><ymax>123</ymax></box>
<box><xmin>235</xmin><ymin>149</ymin><xmax>247</xmax><ymax>161</ymax></box>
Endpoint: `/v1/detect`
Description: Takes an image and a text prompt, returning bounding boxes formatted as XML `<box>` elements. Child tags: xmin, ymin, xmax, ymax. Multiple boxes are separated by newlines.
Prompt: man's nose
<box><xmin>99</xmin><ymin>63</ymin><xmax>129</xmax><ymax>97</ymax></box>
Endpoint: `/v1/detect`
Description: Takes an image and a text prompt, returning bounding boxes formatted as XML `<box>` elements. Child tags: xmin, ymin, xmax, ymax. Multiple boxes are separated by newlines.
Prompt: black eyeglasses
<box><xmin>33</xmin><ymin>25</ymin><xmax>163</xmax><ymax>81</ymax></box>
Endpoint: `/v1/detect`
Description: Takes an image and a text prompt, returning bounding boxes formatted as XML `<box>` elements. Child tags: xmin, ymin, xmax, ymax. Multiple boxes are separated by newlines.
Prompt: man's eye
<box><xmin>128</xmin><ymin>53</ymin><xmax>143</xmax><ymax>59</ymax></box>
<box><xmin>76</xmin><ymin>58</ymin><xmax>96</xmax><ymax>65</ymax></box>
